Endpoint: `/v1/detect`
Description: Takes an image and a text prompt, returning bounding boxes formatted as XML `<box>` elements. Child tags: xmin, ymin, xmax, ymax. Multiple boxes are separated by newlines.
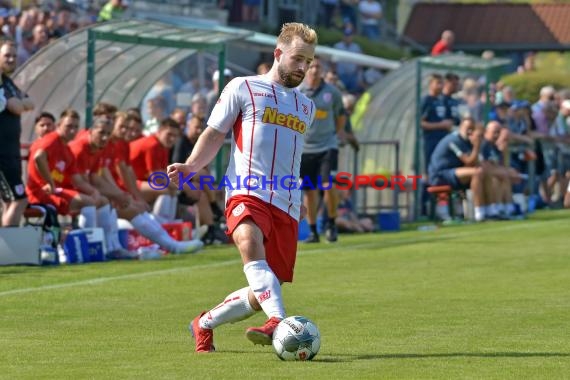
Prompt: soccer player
<box><xmin>167</xmin><ymin>22</ymin><xmax>317</xmax><ymax>353</ymax></box>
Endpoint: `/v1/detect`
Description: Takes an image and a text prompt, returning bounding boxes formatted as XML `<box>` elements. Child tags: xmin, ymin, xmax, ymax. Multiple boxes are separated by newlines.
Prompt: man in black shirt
<box><xmin>0</xmin><ymin>39</ymin><xmax>34</xmax><ymax>226</ymax></box>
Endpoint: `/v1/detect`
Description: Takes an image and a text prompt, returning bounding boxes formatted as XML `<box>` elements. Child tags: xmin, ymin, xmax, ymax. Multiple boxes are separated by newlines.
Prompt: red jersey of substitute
<box><xmin>25</xmin><ymin>131</ymin><xmax>79</xmax><ymax>214</ymax></box>
<box><xmin>129</xmin><ymin>135</ymin><xmax>169</xmax><ymax>181</ymax></box>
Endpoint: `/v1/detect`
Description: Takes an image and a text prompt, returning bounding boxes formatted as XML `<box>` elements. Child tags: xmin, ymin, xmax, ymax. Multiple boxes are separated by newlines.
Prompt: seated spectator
<box><xmin>170</xmin><ymin>115</ymin><xmax>227</xmax><ymax>244</ymax></box>
<box><xmin>335</xmin><ymin>189</ymin><xmax>374</xmax><ymax>233</ymax></box>
<box><xmin>69</xmin><ymin>116</ymin><xmax>203</xmax><ymax>254</ymax></box>
<box><xmin>428</xmin><ymin>116</ymin><xmax>488</xmax><ymax>222</ymax></box>
<box><xmin>170</xmin><ymin>108</ymin><xmax>187</xmax><ymax>131</ymax></box>
<box><xmin>479</xmin><ymin>121</ymin><xmax>521</xmax><ymax>218</ymax></box>
<box><xmin>144</xmin><ymin>96</ymin><xmax>167</xmax><ymax>136</ymax></box>
<box><xmin>34</xmin><ymin>111</ymin><xmax>56</xmax><ymax>138</ymax></box>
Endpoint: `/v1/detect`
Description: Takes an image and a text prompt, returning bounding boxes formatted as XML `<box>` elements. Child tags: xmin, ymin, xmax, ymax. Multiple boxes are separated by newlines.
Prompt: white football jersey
<box><xmin>208</xmin><ymin>75</ymin><xmax>315</xmax><ymax>221</ymax></box>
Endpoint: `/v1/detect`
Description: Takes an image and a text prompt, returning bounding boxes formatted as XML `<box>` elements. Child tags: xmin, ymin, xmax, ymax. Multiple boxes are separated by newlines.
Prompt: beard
<box><xmin>278</xmin><ymin>65</ymin><xmax>304</xmax><ymax>88</ymax></box>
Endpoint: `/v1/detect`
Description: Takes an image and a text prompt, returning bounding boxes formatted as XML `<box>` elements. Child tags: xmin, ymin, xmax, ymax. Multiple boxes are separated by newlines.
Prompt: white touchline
<box><xmin>0</xmin><ymin>220</ymin><xmax>560</xmax><ymax>298</ymax></box>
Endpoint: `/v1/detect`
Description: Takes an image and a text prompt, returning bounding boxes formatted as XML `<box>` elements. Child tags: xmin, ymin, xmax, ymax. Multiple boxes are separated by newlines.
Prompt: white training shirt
<box><xmin>208</xmin><ymin>75</ymin><xmax>315</xmax><ymax>221</ymax></box>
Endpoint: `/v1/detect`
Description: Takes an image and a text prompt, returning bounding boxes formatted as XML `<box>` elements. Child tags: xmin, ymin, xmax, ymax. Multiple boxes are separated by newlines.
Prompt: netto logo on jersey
<box><xmin>262</xmin><ymin>107</ymin><xmax>307</xmax><ymax>134</ymax></box>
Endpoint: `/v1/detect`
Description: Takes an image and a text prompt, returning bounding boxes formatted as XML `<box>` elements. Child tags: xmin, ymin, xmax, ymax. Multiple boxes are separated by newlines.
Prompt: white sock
<box><xmin>96</xmin><ymin>204</ymin><xmax>115</xmax><ymax>252</ymax></box>
<box><xmin>199</xmin><ymin>287</ymin><xmax>256</xmax><ymax>330</ymax></box>
<box><xmin>153</xmin><ymin>195</ymin><xmax>172</xmax><ymax>222</ymax></box>
<box><xmin>78</xmin><ymin>206</ymin><xmax>97</xmax><ymax>228</ymax></box>
<box><xmin>109</xmin><ymin>208</ymin><xmax>125</xmax><ymax>250</ymax></box>
<box><xmin>243</xmin><ymin>260</ymin><xmax>285</xmax><ymax>320</ymax></box>
<box><xmin>474</xmin><ymin>206</ymin><xmax>485</xmax><ymax>222</ymax></box>
<box><xmin>131</xmin><ymin>212</ymin><xmax>179</xmax><ymax>252</ymax></box>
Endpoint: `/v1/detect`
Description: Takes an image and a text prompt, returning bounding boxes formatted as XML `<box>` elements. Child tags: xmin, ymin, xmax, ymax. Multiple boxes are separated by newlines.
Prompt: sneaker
<box><xmin>174</xmin><ymin>239</ymin><xmax>204</xmax><ymax>254</ymax></box>
<box><xmin>245</xmin><ymin>316</ymin><xmax>282</xmax><ymax>346</ymax></box>
<box><xmin>325</xmin><ymin>224</ymin><xmax>338</xmax><ymax>243</ymax></box>
<box><xmin>304</xmin><ymin>231</ymin><xmax>320</xmax><ymax>243</ymax></box>
<box><xmin>202</xmin><ymin>225</ymin><xmax>229</xmax><ymax>246</ymax></box>
<box><xmin>189</xmin><ymin>312</ymin><xmax>215</xmax><ymax>353</ymax></box>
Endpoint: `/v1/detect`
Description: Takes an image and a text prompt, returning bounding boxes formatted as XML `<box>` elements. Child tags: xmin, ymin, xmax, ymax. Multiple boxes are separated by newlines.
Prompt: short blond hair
<box><xmin>277</xmin><ymin>23</ymin><xmax>318</xmax><ymax>47</ymax></box>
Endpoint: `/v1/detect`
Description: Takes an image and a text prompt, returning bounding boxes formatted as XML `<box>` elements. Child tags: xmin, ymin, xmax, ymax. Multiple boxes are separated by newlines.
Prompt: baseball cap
<box><xmin>212</xmin><ymin>68</ymin><xmax>233</xmax><ymax>82</ymax></box>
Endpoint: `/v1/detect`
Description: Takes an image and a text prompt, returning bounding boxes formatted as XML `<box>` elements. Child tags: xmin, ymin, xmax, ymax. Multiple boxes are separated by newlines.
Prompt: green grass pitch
<box><xmin>1</xmin><ymin>210</ymin><xmax>569</xmax><ymax>379</ymax></box>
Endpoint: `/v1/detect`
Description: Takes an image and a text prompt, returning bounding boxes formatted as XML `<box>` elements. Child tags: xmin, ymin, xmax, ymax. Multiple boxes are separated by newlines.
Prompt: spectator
<box><xmin>206</xmin><ymin>68</ymin><xmax>233</xmax><ymax>118</ymax></box>
<box><xmin>339</xmin><ymin>0</ymin><xmax>359</xmax><ymax>28</ymax></box>
<box><xmin>431</xmin><ymin>30</ymin><xmax>454</xmax><ymax>56</ymax></box>
<box><xmin>31</xmin><ymin>24</ymin><xmax>49</xmax><ymax>53</ymax></box>
<box><xmin>34</xmin><ymin>111</ymin><xmax>56</xmax><ymax>138</ymax></box>
<box><xmin>299</xmin><ymin>56</ymin><xmax>346</xmax><ymax>243</ymax></box>
<box><xmin>480</xmin><ymin>120</ymin><xmax>520</xmax><ymax>218</ymax></box>
<box><xmin>188</xmin><ymin>93</ymin><xmax>207</xmax><ymax>120</ymax></box>
<box><xmin>0</xmin><ymin>39</ymin><xmax>34</xmax><ymax>226</ymax></box>
<box><xmin>98</xmin><ymin>0</ymin><xmax>125</xmax><ymax>22</ymax></box>
<box><xmin>16</xmin><ymin>31</ymin><xmax>34</xmax><ymax>66</ymax></box>
<box><xmin>51</xmin><ymin>8</ymin><xmax>71</xmax><ymax>38</ymax></box>
<box><xmin>333</xmin><ymin>26</ymin><xmax>362</xmax><ymax>93</ymax></box>
<box><xmin>170</xmin><ymin>108</ymin><xmax>187</xmax><ymax>131</ymax></box>
<box><xmin>242</xmin><ymin>0</ymin><xmax>261</xmax><ymax>23</ymax></box>
<box><xmin>341</xmin><ymin>93</ymin><xmax>360</xmax><ymax>152</ymax></box>
<box><xmin>319</xmin><ymin>0</ymin><xmax>338</xmax><ymax>28</ymax></box>
<box><xmin>335</xmin><ymin>189</ymin><xmax>374</xmax><ymax>233</ymax></box>
<box><xmin>532</xmin><ymin>86</ymin><xmax>555</xmax><ymax>135</ymax></box>
<box><xmin>428</xmin><ymin>116</ymin><xmax>488</xmax><ymax>222</ymax></box>
<box><xmin>442</xmin><ymin>72</ymin><xmax>461</xmax><ymax>127</ymax></box>
<box><xmin>144</xmin><ymin>96</ymin><xmax>167</xmax><ymax>136</ymax></box>
<box><xmin>256</xmin><ymin>62</ymin><xmax>271</xmax><ymax>75</ymax></box>
<box><xmin>358</xmin><ymin>0</ymin><xmax>382</xmax><ymax>41</ymax></box>
<box><xmin>323</xmin><ymin>67</ymin><xmax>347</xmax><ymax>93</ymax></box>
<box><xmin>170</xmin><ymin>115</ymin><xmax>227</xmax><ymax>244</ymax></box>
<box><xmin>421</xmin><ymin>73</ymin><xmax>453</xmax><ymax>171</ymax></box>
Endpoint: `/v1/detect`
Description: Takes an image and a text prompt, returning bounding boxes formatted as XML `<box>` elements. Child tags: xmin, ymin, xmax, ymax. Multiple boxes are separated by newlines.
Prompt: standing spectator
<box><xmin>0</xmin><ymin>39</ymin><xmax>34</xmax><ymax>226</ymax></box>
<box><xmin>299</xmin><ymin>56</ymin><xmax>346</xmax><ymax>243</ymax></box>
<box><xmin>51</xmin><ymin>8</ymin><xmax>71</xmax><ymax>38</ymax></box>
<box><xmin>431</xmin><ymin>30</ymin><xmax>454</xmax><ymax>56</ymax></box>
<box><xmin>31</xmin><ymin>24</ymin><xmax>49</xmax><ymax>53</ymax></box>
<box><xmin>242</xmin><ymin>0</ymin><xmax>261</xmax><ymax>23</ymax></box>
<box><xmin>358</xmin><ymin>0</ymin><xmax>382</xmax><ymax>41</ymax></box>
<box><xmin>421</xmin><ymin>73</ymin><xmax>453</xmax><ymax>170</ymax></box>
<box><xmin>339</xmin><ymin>0</ymin><xmax>359</xmax><ymax>28</ymax></box>
<box><xmin>442</xmin><ymin>72</ymin><xmax>461</xmax><ymax>127</ymax></box>
<box><xmin>16</xmin><ymin>31</ymin><xmax>34</xmax><ymax>66</ymax></box>
<box><xmin>333</xmin><ymin>27</ymin><xmax>362</xmax><ymax>93</ymax></box>
<box><xmin>531</xmin><ymin>86</ymin><xmax>555</xmax><ymax>135</ymax></box>
<box><xmin>319</xmin><ymin>0</ymin><xmax>338</xmax><ymax>28</ymax></box>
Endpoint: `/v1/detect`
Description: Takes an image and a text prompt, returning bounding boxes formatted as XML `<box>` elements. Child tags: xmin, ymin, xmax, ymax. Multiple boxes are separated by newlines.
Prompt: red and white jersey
<box><xmin>208</xmin><ymin>75</ymin><xmax>315</xmax><ymax>221</ymax></box>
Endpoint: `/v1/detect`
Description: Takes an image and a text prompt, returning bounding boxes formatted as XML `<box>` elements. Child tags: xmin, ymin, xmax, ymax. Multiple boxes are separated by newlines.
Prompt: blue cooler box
<box><xmin>63</xmin><ymin>230</ymin><xmax>90</xmax><ymax>264</ymax></box>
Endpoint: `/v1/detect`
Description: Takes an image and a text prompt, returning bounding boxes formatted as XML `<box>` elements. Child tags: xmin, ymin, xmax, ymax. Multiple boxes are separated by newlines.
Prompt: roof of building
<box><xmin>404</xmin><ymin>3</ymin><xmax>570</xmax><ymax>51</ymax></box>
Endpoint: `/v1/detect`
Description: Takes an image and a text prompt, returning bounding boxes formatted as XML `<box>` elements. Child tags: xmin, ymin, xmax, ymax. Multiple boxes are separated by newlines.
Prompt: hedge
<box><xmin>500</xmin><ymin>71</ymin><xmax>570</xmax><ymax>103</ymax></box>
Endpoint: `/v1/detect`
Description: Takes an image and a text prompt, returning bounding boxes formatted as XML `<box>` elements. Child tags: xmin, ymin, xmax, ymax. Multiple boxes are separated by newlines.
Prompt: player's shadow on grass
<box><xmin>317</xmin><ymin>352</ymin><xmax>570</xmax><ymax>362</ymax></box>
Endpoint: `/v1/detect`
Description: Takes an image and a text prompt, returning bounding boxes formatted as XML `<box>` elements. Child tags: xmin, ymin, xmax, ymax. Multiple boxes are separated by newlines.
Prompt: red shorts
<box><xmin>225</xmin><ymin>195</ymin><xmax>299</xmax><ymax>282</ymax></box>
<box><xmin>27</xmin><ymin>188</ymin><xmax>79</xmax><ymax>215</ymax></box>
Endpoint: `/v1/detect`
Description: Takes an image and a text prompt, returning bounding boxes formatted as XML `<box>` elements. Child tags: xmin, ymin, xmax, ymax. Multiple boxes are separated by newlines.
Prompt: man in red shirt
<box><xmin>26</xmin><ymin>109</ymin><xmax>105</xmax><ymax>228</ymax></box>
<box><xmin>431</xmin><ymin>30</ymin><xmax>454</xmax><ymax>56</ymax></box>
<box><xmin>71</xmin><ymin>116</ymin><xmax>202</xmax><ymax>255</ymax></box>
<box><xmin>130</xmin><ymin>118</ymin><xmax>194</xmax><ymax>223</ymax></box>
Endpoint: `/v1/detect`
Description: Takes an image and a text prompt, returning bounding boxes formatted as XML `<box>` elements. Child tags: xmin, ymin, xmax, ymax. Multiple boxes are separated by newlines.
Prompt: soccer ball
<box><xmin>272</xmin><ymin>316</ymin><xmax>321</xmax><ymax>361</ymax></box>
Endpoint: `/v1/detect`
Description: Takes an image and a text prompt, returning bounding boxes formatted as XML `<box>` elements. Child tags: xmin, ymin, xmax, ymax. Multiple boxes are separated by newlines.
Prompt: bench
<box><xmin>426</xmin><ymin>185</ymin><xmax>463</xmax><ymax>221</ymax></box>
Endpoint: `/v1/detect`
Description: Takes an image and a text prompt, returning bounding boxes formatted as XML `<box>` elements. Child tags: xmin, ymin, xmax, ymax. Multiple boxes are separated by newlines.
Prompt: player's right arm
<box><xmin>33</xmin><ymin>148</ymin><xmax>55</xmax><ymax>194</ymax></box>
